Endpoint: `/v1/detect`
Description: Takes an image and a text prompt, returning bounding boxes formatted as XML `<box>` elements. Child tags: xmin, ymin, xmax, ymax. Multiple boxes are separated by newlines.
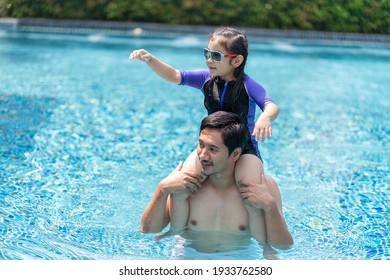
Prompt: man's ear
<box><xmin>232</xmin><ymin>55</ymin><xmax>244</xmax><ymax>68</ymax></box>
<box><xmin>231</xmin><ymin>147</ymin><xmax>242</xmax><ymax>161</ymax></box>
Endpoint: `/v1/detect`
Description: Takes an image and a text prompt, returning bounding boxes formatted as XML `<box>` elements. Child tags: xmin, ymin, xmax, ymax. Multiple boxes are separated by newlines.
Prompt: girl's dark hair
<box><xmin>207</xmin><ymin>27</ymin><xmax>249</xmax><ymax>114</ymax></box>
<box><xmin>200</xmin><ymin>111</ymin><xmax>247</xmax><ymax>155</ymax></box>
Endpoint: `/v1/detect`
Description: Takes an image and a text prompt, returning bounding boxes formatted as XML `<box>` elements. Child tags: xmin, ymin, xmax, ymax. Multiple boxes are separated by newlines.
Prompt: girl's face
<box><xmin>206</xmin><ymin>37</ymin><xmax>239</xmax><ymax>81</ymax></box>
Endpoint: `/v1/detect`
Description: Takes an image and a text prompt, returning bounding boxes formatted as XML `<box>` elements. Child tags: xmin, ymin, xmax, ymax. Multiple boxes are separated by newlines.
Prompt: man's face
<box><xmin>197</xmin><ymin>128</ymin><xmax>233</xmax><ymax>176</ymax></box>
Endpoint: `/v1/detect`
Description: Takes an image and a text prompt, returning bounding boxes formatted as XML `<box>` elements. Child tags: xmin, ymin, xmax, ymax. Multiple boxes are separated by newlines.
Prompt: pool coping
<box><xmin>1</xmin><ymin>17</ymin><xmax>390</xmax><ymax>46</ymax></box>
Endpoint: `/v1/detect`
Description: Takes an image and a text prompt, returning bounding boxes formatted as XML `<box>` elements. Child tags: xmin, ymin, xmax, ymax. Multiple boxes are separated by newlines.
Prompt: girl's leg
<box><xmin>236</xmin><ymin>155</ymin><xmax>266</xmax><ymax>247</ymax></box>
<box><xmin>181</xmin><ymin>149</ymin><xmax>203</xmax><ymax>175</ymax></box>
<box><xmin>235</xmin><ymin>154</ymin><xmax>264</xmax><ymax>185</ymax></box>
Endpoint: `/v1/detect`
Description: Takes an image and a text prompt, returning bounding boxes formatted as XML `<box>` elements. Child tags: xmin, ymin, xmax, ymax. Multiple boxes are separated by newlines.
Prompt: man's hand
<box><xmin>239</xmin><ymin>175</ymin><xmax>293</xmax><ymax>248</ymax></box>
<box><xmin>160</xmin><ymin>162</ymin><xmax>205</xmax><ymax>198</ymax></box>
<box><xmin>238</xmin><ymin>175</ymin><xmax>277</xmax><ymax>212</ymax></box>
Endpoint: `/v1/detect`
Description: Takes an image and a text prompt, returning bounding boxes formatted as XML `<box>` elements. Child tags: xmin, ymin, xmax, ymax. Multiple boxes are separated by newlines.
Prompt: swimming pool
<box><xmin>0</xmin><ymin>28</ymin><xmax>389</xmax><ymax>260</ymax></box>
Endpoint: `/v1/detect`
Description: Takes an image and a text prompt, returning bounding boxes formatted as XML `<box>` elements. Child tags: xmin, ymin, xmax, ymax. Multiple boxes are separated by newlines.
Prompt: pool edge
<box><xmin>1</xmin><ymin>17</ymin><xmax>390</xmax><ymax>46</ymax></box>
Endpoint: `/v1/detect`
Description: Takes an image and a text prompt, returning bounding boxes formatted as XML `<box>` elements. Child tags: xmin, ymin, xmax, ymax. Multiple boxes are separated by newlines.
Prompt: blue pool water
<box><xmin>0</xmin><ymin>29</ymin><xmax>389</xmax><ymax>260</ymax></box>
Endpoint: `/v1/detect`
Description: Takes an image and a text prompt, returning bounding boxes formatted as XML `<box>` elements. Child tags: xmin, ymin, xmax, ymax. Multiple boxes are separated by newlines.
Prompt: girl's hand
<box><xmin>252</xmin><ymin>113</ymin><xmax>272</xmax><ymax>142</ymax></box>
<box><xmin>129</xmin><ymin>49</ymin><xmax>152</xmax><ymax>62</ymax></box>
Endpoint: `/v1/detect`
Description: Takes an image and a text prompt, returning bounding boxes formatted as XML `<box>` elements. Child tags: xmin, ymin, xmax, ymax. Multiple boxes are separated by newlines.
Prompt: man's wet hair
<box><xmin>200</xmin><ymin>111</ymin><xmax>247</xmax><ymax>155</ymax></box>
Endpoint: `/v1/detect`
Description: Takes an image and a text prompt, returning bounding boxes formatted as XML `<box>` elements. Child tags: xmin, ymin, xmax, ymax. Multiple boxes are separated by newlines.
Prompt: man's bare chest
<box><xmin>187</xmin><ymin>186</ymin><xmax>249</xmax><ymax>233</ymax></box>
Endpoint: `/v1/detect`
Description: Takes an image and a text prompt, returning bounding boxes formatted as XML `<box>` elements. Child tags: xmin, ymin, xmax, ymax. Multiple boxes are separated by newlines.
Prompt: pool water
<box><xmin>0</xmin><ymin>29</ymin><xmax>389</xmax><ymax>260</ymax></box>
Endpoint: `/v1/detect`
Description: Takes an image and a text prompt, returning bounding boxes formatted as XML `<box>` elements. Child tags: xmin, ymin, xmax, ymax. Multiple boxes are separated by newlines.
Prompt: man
<box><xmin>141</xmin><ymin>111</ymin><xmax>293</xmax><ymax>249</ymax></box>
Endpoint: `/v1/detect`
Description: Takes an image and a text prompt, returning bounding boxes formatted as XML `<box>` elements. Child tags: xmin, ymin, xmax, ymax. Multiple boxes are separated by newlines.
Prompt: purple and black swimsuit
<box><xmin>180</xmin><ymin>69</ymin><xmax>274</xmax><ymax>161</ymax></box>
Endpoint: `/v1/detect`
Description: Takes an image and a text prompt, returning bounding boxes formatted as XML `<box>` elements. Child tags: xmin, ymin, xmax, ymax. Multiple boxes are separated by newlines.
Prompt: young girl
<box><xmin>129</xmin><ymin>27</ymin><xmax>278</xmax><ymax>187</ymax></box>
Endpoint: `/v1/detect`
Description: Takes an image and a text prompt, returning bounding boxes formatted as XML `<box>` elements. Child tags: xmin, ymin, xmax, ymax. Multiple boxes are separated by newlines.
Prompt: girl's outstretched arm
<box><xmin>129</xmin><ymin>49</ymin><xmax>181</xmax><ymax>84</ymax></box>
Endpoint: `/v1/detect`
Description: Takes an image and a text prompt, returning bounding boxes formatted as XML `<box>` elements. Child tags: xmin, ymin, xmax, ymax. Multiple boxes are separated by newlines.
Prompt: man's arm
<box><xmin>239</xmin><ymin>175</ymin><xmax>293</xmax><ymax>249</ymax></box>
<box><xmin>169</xmin><ymin>192</ymin><xmax>191</xmax><ymax>230</ymax></box>
<box><xmin>140</xmin><ymin>181</ymin><xmax>171</xmax><ymax>233</ymax></box>
<box><xmin>140</xmin><ymin>162</ymin><xmax>203</xmax><ymax>233</ymax></box>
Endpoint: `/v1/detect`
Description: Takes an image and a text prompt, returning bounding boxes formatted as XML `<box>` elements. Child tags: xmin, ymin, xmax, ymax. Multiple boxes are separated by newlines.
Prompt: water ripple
<box><xmin>1</xmin><ymin>30</ymin><xmax>389</xmax><ymax>260</ymax></box>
